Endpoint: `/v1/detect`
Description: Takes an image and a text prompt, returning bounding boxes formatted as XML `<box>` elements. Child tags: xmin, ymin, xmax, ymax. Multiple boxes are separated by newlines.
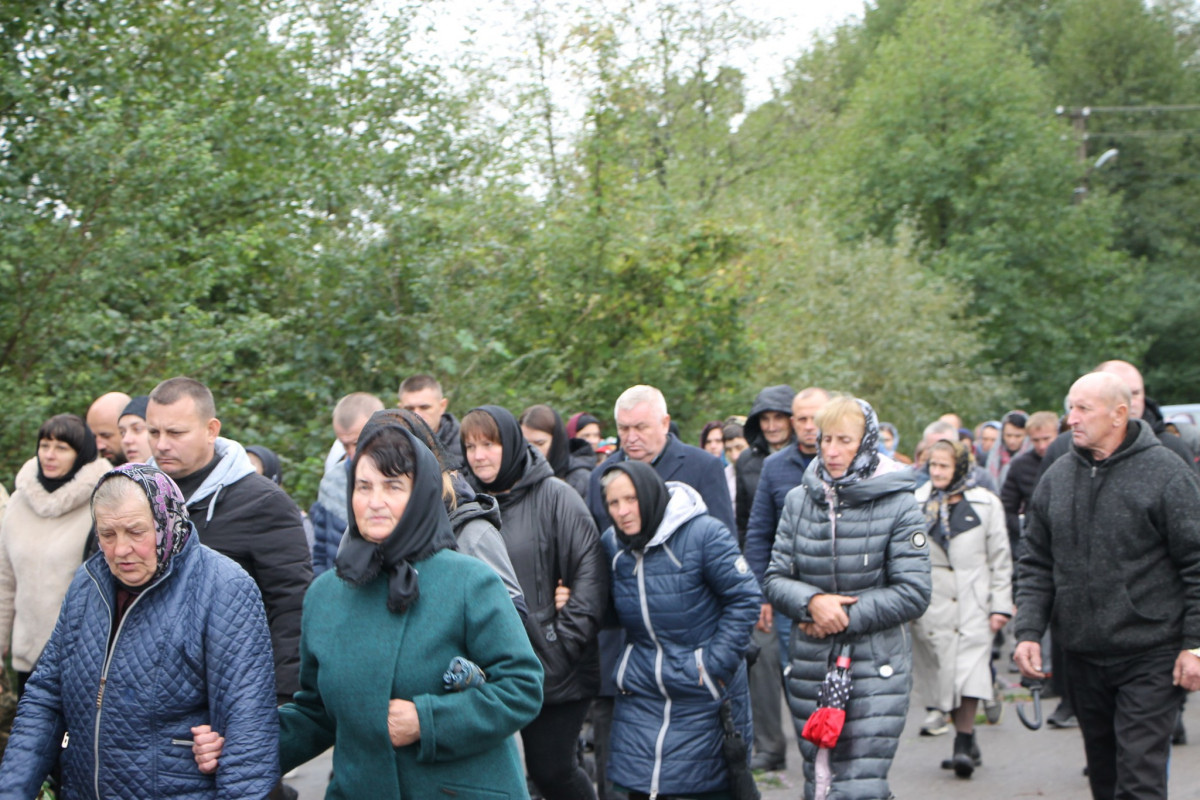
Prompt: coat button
<box><xmin>879</xmin><ymin>664</ymin><xmax>894</xmax><ymax>678</ymax></box>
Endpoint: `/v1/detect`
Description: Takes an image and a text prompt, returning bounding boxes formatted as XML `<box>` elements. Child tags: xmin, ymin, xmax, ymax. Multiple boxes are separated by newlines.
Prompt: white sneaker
<box><xmin>920</xmin><ymin>709</ymin><xmax>950</xmax><ymax>736</ymax></box>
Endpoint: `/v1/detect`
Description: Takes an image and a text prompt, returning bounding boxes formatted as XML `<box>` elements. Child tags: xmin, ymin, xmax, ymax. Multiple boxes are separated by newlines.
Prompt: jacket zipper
<box><xmin>694</xmin><ymin>648</ymin><xmax>720</xmax><ymax>700</ymax></box>
<box><xmin>86</xmin><ymin>562</ymin><xmax>167</xmax><ymax>799</ymax></box>
<box><xmin>635</xmin><ymin>550</ymin><xmax>670</xmax><ymax>800</ymax></box>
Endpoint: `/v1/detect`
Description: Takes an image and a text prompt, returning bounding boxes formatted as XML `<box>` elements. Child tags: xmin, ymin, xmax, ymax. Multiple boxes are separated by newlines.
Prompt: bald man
<box><xmin>86</xmin><ymin>391</ymin><xmax>132</xmax><ymax>466</ymax></box>
<box><xmin>1015</xmin><ymin>372</ymin><xmax>1200</xmax><ymax>800</ymax></box>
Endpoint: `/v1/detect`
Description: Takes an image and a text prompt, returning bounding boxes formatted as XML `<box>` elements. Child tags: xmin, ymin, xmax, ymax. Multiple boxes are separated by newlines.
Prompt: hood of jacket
<box><xmin>642</xmin><ymin>481</ymin><xmax>709</xmax><ymax>549</ymax></box>
<box><xmin>1143</xmin><ymin>397</ymin><xmax>1169</xmax><ymax>435</ymax></box>
<box><xmin>448</xmin><ymin>481</ymin><xmax>503</xmax><ymax>533</ymax></box>
<box><xmin>743</xmin><ymin>384</ymin><xmax>796</xmax><ymax>455</ymax></box>
<box><xmin>13</xmin><ymin>456</ymin><xmax>112</xmax><ymax>519</ymax></box>
<box><xmin>154</xmin><ymin>437</ymin><xmax>257</xmax><ymax>510</ymax></box>
<box><xmin>802</xmin><ymin>453</ymin><xmax>916</xmax><ymax>507</ymax></box>
<box><xmin>568</xmin><ymin>437</ymin><xmax>597</xmax><ymax>471</ymax></box>
<box><xmin>1069</xmin><ymin>416</ymin><xmax>1159</xmax><ymax>467</ymax></box>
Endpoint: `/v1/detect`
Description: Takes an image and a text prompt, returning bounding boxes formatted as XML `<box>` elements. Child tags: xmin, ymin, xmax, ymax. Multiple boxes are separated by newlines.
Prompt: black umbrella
<box><xmin>719</xmin><ymin>698</ymin><xmax>760</xmax><ymax>800</ymax></box>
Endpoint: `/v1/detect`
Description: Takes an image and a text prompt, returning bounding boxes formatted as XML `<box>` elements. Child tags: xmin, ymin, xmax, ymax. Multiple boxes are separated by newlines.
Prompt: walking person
<box><xmin>912</xmin><ymin>438</ymin><xmax>1012</xmax><ymax>777</ymax></box>
<box><xmin>462</xmin><ymin>405</ymin><xmax>608</xmax><ymax>800</ymax></box>
<box><xmin>763</xmin><ymin>396</ymin><xmax>931</xmax><ymax>800</ymax></box>
<box><xmin>599</xmin><ymin>461</ymin><xmax>761</xmax><ymax>799</ymax></box>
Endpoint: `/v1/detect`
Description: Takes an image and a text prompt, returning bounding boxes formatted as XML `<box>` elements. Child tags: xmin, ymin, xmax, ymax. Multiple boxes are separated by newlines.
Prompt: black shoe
<box><xmin>750</xmin><ymin>752</ymin><xmax>786</xmax><ymax>771</ymax></box>
<box><xmin>1047</xmin><ymin>703</ymin><xmax>1078</xmax><ymax>728</ymax></box>
<box><xmin>1174</xmin><ymin>710</ymin><xmax>1187</xmax><ymax>745</ymax></box>
<box><xmin>941</xmin><ymin>740</ymin><xmax>982</xmax><ymax>771</ymax></box>
<box><xmin>950</xmin><ymin>733</ymin><xmax>976</xmax><ymax>779</ymax></box>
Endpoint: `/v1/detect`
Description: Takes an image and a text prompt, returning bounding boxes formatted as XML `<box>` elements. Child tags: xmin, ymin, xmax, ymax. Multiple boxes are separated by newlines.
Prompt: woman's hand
<box><xmin>554</xmin><ymin>580</ymin><xmax>571</xmax><ymax>611</ymax></box>
<box><xmin>807</xmin><ymin>593</ymin><xmax>857</xmax><ymax>637</ymax></box>
<box><xmin>388</xmin><ymin>699</ymin><xmax>421</xmax><ymax>747</ymax></box>
<box><xmin>191</xmin><ymin>725</ymin><xmax>224</xmax><ymax>775</ymax></box>
<box><xmin>988</xmin><ymin>613</ymin><xmax>1009</xmax><ymax>633</ymax></box>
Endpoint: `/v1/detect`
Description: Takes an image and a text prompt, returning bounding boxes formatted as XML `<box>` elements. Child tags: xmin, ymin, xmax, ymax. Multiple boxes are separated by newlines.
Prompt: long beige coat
<box><xmin>0</xmin><ymin>457</ymin><xmax>111</xmax><ymax>671</ymax></box>
<box><xmin>911</xmin><ymin>485</ymin><xmax>1012</xmax><ymax>711</ymax></box>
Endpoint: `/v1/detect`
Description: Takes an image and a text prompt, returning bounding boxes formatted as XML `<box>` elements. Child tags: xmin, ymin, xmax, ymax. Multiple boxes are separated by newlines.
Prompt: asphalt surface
<box><xmin>287</xmin><ymin>672</ymin><xmax>1200</xmax><ymax>799</ymax></box>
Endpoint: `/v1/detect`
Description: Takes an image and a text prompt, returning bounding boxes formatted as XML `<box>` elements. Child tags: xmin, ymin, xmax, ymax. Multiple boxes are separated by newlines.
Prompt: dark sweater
<box><xmin>999</xmin><ymin>448</ymin><xmax>1042</xmax><ymax>553</ymax></box>
<box><xmin>1015</xmin><ymin>419</ymin><xmax>1200</xmax><ymax>660</ymax></box>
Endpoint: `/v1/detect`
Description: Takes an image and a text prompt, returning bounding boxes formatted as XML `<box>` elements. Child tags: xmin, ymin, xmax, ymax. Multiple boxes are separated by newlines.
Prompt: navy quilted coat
<box><xmin>602</xmin><ymin>483</ymin><xmax>761</xmax><ymax>797</ymax></box>
<box><xmin>763</xmin><ymin>459</ymin><xmax>931</xmax><ymax>800</ymax></box>
<box><xmin>0</xmin><ymin>535</ymin><xmax>280</xmax><ymax>799</ymax></box>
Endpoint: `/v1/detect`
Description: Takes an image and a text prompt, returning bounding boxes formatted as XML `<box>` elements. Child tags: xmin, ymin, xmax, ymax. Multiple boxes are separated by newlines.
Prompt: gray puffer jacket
<box><xmin>764</xmin><ymin>457</ymin><xmax>931</xmax><ymax>800</ymax></box>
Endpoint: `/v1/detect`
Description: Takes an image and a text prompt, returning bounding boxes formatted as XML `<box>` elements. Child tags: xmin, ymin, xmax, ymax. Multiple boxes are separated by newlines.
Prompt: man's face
<box><xmin>399</xmin><ymin>388</ymin><xmax>448</xmax><ymax>432</ymax></box>
<box><xmin>87</xmin><ymin>408</ymin><xmax>124</xmax><ymax>463</ymax></box>
<box><xmin>979</xmin><ymin>426</ymin><xmax>998</xmax><ymax>453</ymax></box>
<box><xmin>616</xmin><ymin>401</ymin><xmax>670</xmax><ymax>464</ymax></box>
<box><xmin>118</xmin><ymin>415</ymin><xmax>152</xmax><ymax>464</ymax></box>
<box><xmin>146</xmin><ymin>396</ymin><xmax>219</xmax><ymax>479</ymax></box>
<box><xmin>759</xmin><ymin>410</ymin><xmax>792</xmax><ymax>449</ymax></box>
<box><xmin>1002</xmin><ymin>422</ymin><xmax>1026</xmax><ymax>454</ymax></box>
<box><xmin>1028</xmin><ymin>425</ymin><xmax>1057</xmax><ymax>459</ymax></box>
<box><xmin>334</xmin><ymin>416</ymin><xmax>369</xmax><ymax>461</ymax></box>
<box><xmin>792</xmin><ymin>396</ymin><xmax>827</xmax><ymax>454</ymax></box>
<box><xmin>724</xmin><ymin>436</ymin><xmax>748</xmax><ymax>464</ymax></box>
<box><xmin>1067</xmin><ymin>383</ymin><xmax>1124</xmax><ymax>455</ymax></box>
<box><xmin>1100</xmin><ymin>362</ymin><xmax>1145</xmax><ymax>419</ymax></box>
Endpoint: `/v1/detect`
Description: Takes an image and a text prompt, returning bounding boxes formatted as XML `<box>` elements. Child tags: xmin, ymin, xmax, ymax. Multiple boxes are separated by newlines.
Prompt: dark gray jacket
<box><xmin>764</xmin><ymin>459</ymin><xmax>931</xmax><ymax>800</ymax></box>
<box><xmin>475</xmin><ymin>445</ymin><xmax>608</xmax><ymax>704</ymax></box>
<box><xmin>448</xmin><ymin>479</ymin><xmax>527</xmax><ymax>620</ymax></box>
<box><xmin>1016</xmin><ymin>419</ymin><xmax>1200</xmax><ymax>658</ymax></box>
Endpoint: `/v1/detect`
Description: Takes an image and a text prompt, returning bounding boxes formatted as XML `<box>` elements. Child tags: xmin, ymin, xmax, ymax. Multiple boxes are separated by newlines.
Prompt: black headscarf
<box><xmin>37</xmin><ymin>414</ymin><xmax>100</xmax><ymax>494</ymax></box>
<box><xmin>532</xmin><ymin>408</ymin><xmax>572</xmax><ymax>478</ymax></box>
<box><xmin>566</xmin><ymin>412</ymin><xmax>600</xmax><ymax>439</ymax></box>
<box><xmin>462</xmin><ymin>405</ymin><xmax>530</xmax><ymax>494</ymax></box>
<box><xmin>335</xmin><ymin>417</ymin><xmax>457</xmax><ymax>614</ymax></box>
<box><xmin>121</xmin><ymin>395</ymin><xmax>149</xmax><ymax>421</ymax></box>
<box><xmin>245</xmin><ymin>445</ymin><xmax>282</xmax><ymax>486</ymax></box>
<box><xmin>601</xmin><ymin>461</ymin><xmax>670</xmax><ymax>551</ymax></box>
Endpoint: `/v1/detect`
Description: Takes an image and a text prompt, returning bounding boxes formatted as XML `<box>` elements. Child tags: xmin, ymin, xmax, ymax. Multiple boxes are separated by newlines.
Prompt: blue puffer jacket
<box><xmin>603</xmin><ymin>483</ymin><xmax>762</xmax><ymax>798</ymax></box>
<box><xmin>0</xmin><ymin>534</ymin><xmax>280</xmax><ymax>800</ymax></box>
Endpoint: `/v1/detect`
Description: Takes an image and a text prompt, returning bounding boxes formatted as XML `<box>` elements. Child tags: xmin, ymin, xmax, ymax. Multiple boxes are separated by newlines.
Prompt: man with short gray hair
<box><xmin>1015</xmin><ymin>371</ymin><xmax>1200</xmax><ymax>799</ymax></box>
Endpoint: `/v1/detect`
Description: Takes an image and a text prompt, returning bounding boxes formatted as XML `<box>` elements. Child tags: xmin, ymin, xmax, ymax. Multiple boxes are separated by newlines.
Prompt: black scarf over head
<box><xmin>602</xmin><ymin>461</ymin><xmax>669</xmax><ymax>551</ymax></box>
<box><xmin>336</xmin><ymin>419</ymin><xmax>456</xmax><ymax>613</ymax></box>
<box><xmin>463</xmin><ymin>405</ymin><xmax>529</xmax><ymax>494</ymax></box>
<box><xmin>543</xmin><ymin>409</ymin><xmax>572</xmax><ymax>479</ymax></box>
<box><xmin>37</xmin><ymin>420</ymin><xmax>100</xmax><ymax>494</ymax></box>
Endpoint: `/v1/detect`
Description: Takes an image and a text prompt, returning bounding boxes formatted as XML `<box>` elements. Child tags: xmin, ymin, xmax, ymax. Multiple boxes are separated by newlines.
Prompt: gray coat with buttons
<box><xmin>764</xmin><ymin>458</ymin><xmax>931</xmax><ymax>800</ymax></box>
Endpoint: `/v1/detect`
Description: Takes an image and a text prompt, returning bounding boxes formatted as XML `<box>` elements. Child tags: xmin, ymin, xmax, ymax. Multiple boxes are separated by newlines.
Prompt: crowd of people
<box><xmin>0</xmin><ymin>359</ymin><xmax>1196</xmax><ymax>800</ymax></box>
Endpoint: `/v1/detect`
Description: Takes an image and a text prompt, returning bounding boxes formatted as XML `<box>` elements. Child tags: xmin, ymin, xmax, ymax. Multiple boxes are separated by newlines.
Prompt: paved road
<box><xmin>287</xmin><ymin>675</ymin><xmax>1199</xmax><ymax>799</ymax></box>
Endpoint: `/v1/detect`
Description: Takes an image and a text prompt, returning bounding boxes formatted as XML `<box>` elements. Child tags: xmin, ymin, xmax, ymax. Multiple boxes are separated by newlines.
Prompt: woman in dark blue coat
<box><xmin>0</xmin><ymin>464</ymin><xmax>279</xmax><ymax>800</ymax></box>
<box><xmin>600</xmin><ymin>461</ymin><xmax>761</xmax><ymax>799</ymax></box>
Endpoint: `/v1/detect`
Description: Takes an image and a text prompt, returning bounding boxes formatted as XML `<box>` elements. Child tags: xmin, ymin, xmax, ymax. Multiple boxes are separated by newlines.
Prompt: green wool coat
<box><xmin>279</xmin><ymin>548</ymin><xmax>544</xmax><ymax>799</ymax></box>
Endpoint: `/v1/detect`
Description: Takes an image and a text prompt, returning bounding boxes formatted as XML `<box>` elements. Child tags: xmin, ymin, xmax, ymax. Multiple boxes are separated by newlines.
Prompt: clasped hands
<box><xmin>798</xmin><ymin>593</ymin><xmax>857</xmax><ymax>639</ymax></box>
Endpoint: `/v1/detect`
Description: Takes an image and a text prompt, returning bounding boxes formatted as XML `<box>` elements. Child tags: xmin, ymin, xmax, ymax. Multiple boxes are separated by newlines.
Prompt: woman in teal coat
<box><xmin>195</xmin><ymin>414</ymin><xmax>544</xmax><ymax>799</ymax></box>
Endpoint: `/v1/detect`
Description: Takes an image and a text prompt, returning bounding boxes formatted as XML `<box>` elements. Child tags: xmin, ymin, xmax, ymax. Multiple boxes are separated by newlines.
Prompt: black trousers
<box><xmin>1065</xmin><ymin>649</ymin><xmax>1184</xmax><ymax>800</ymax></box>
<box><xmin>522</xmin><ymin>698</ymin><xmax>598</xmax><ymax>800</ymax></box>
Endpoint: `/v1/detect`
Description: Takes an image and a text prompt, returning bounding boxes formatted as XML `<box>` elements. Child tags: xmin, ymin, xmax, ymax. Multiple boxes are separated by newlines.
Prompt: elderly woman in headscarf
<box><xmin>0</xmin><ymin>463</ymin><xmax>279</xmax><ymax>798</ymax></box>
<box><xmin>264</xmin><ymin>418</ymin><xmax>543</xmax><ymax>797</ymax></box>
<box><xmin>763</xmin><ymin>396</ymin><xmax>931</xmax><ymax>800</ymax></box>
<box><xmin>0</xmin><ymin>413</ymin><xmax>110</xmax><ymax>695</ymax></box>
<box><xmin>599</xmin><ymin>461</ymin><xmax>761</xmax><ymax>800</ymax></box>
<box><xmin>912</xmin><ymin>438</ymin><xmax>1011</xmax><ymax>778</ymax></box>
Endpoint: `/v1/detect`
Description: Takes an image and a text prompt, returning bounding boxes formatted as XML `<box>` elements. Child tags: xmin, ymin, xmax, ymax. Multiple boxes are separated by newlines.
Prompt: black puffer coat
<box><xmin>734</xmin><ymin>385</ymin><xmax>795</xmax><ymax>543</ymax></box>
<box><xmin>473</xmin><ymin>445</ymin><xmax>608</xmax><ymax>704</ymax></box>
<box><xmin>764</xmin><ymin>459</ymin><xmax>931</xmax><ymax>800</ymax></box>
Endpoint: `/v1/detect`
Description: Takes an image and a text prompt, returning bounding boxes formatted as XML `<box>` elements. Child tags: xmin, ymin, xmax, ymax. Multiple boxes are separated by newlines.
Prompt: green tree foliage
<box><xmin>821</xmin><ymin>0</ymin><xmax>1143</xmax><ymax>407</ymax></box>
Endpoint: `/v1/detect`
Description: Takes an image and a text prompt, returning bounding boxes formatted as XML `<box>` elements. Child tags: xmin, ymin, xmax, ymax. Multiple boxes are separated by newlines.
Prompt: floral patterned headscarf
<box><xmin>816</xmin><ymin>398</ymin><xmax>881</xmax><ymax>489</ymax></box>
<box><xmin>93</xmin><ymin>463</ymin><xmax>193</xmax><ymax>583</ymax></box>
<box><xmin>922</xmin><ymin>438</ymin><xmax>972</xmax><ymax>549</ymax></box>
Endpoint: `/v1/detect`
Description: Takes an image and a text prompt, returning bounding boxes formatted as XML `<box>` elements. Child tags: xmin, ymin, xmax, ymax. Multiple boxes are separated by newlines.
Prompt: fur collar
<box><xmin>13</xmin><ymin>456</ymin><xmax>112</xmax><ymax>519</ymax></box>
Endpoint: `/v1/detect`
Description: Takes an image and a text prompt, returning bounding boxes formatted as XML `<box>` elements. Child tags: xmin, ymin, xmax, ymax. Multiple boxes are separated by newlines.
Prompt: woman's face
<box><xmin>979</xmin><ymin>426</ymin><xmax>998</xmax><ymax>453</ymax></box>
<box><xmin>604</xmin><ymin>472</ymin><xmax>642</xmax><ymax>536</ymax></box>
<box><xmin>464</xmin><ymin>434</ymin><xmax>504</xmax><ymax>485</ymax></box>
<box><xmin>118</xmin><ymin>415</ymin><xmax>152</xmax><ymax>464</ymax></box>
<box><xmin>821</xmin><ymin>421</ymin><xmax>864</xmax><ymax>479</ymax></box>
<box><xmin>703</xmin><ymin>429</ymin><xmax>725</xmax><ymax>458</ymax></box>
<box><xmin>879</xmin><ymin>428</ymin><xmax>895</xmax><ymax>452</ymax></box>
<box><xmin>521</xmin><ymin>425</ymin><xmax>553</xmax><ymax>459</ymax></box>
<box><xmin>928</xmin><ymin>447</ymin><xmax>957</xmax><ymax>491</ymax></box>
<box><xmin>724</xmin><ymin>436</ymin><xmax>748</xmax><ymax>464</ymax></box>
<box><xmin>352</xmin><ymin>454</ymin><xmax>413</xmax><ymax>544</ymax></box>
<box><xmin>96</xmin><ymin>493</ymin><xmax>158</xmax><ymax>587</ymax></box>
<box><xmin>577</xmin><ymin>423</ymin><xmax>602</xmax><ymax>448</ymax></box>
<box><xmin>37</xmin><ymin>437</ymin><xmax>77</xmax><ymax>479</ymax></box>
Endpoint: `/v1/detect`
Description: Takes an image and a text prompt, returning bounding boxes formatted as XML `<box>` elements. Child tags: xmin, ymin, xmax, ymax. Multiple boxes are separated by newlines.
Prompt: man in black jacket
<box><xmin>146</xmin><ymin>377</ymin><xmax>312</xmax><ymax>706</ymax></box>
<box><xmin>999</xmin><ymin>411</ymin><xmax>1059</xmax><ymax>563</ymax></box>
<box><xmin>398</xmin><ymin>373</ymin><xmax>464</xmax><ymax>470</ymax></box>
<box><xmin>1015</xmin><ymin>371</ymin><xmax>1200</xmax><ymax>800</ymax></box>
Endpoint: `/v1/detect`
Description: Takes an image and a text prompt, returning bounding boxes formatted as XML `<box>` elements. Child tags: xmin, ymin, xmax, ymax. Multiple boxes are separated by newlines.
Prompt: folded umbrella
<box><xmin>719</xmin><ymin>697</ymin><xmax>761</xmax><ymax>800</ymax></box>
<box><xmin>802</xmin><ymin>643</ymin><xmax>853</xmax><ymax>800</ymax></box>
<box><xmin>443</xmin><ymin>656</ymin><xmax>487</xmax><ymax>692</ymax></box>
